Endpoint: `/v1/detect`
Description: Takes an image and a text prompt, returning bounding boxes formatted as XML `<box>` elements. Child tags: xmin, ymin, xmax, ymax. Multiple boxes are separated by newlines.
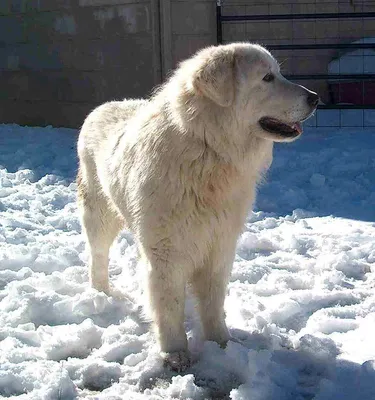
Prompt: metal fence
<box><xmin>216</xmin><ymin>1</ymin><xmax>375</xmax><ymax>115</ymax></box>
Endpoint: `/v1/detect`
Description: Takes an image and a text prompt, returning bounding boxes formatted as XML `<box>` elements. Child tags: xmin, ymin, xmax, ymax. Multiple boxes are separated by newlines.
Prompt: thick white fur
<box><xmin>77</xmin><ymin>43</ymin><xmax>317</xmax><ymax>371</ymax></box>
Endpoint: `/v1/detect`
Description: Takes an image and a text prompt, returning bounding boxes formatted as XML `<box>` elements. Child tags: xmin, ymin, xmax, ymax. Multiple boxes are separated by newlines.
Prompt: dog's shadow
<box><xmin>138</xmin><ymin>328</ymin><xmax>375</xmax><ymax>400</ymax></box>
<box><xmin>137</xmin><ymin>329</ymin><xmax>268</xmax><ymax>398</ymax></box>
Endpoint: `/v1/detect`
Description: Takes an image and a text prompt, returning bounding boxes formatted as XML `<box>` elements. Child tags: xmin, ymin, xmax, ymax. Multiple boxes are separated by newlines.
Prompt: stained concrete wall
<box><xmin>0</xmin><ymin>0</ymin><xmax>217</xmax><ymax>127</ymax></box>
<box><xmin>2</xmin><ymin>0</ymin><xmax>374</xmax><ymax>128</ymax></box>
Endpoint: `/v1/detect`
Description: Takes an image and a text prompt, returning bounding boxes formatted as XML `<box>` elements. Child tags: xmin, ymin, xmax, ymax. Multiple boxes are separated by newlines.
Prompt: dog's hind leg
<box><xmin>77</xmin><ymin>164</ymin><xmax>123</xmax><ymax>294</ymax></box>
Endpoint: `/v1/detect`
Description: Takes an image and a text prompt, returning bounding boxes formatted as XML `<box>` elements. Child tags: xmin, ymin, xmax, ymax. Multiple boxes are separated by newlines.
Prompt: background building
<box><xmin>0</xmin><ymin>0</ymin><xmax>374</xmax><ymax>127</ymax></box>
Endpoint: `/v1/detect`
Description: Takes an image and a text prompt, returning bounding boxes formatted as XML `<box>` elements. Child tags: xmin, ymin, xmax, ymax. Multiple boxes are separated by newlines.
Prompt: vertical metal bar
<box><xmin>159</xmin><ymin>0</ymin><xmax>172</xmax><ymax>80</ymax></box>
<box><xmin>216</xmin><ymin>0</ymin><xmax>222</xmax><ymax>44</ymax></box>
<box><xmin>151</xmin><ymin>0</ymin><xmax>163</xmax><ymax>85</ymax></box>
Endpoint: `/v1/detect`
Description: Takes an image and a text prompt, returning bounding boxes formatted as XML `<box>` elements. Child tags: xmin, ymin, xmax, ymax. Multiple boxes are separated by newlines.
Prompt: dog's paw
<box><xmin>108</xmin><ymin>286</ymin><xmax>137</xmax><ymax>306</ymax></box>
<box><xmin>91</xmin><ymin>284</ymin><xmax>111</xmax><ymax>296</ymax></box>
<box><xmin>227</xmin><ymin>336</ymin><xmax>242</xmax><ymax>346</ymax></box>
<box><xmin>206</xmin><ymin>331</ymin><xmax>231</xmax><ymax>349</ymax></box>
<box><xmin>212</xmin><ymin>336</ymin><xmax>241</xmax><ymax>349</ymax></box>
<box><xmin>109</xmin><ymin>286</ymin><xmax>127</xmax><ymax>299</ymax></box>
<box><xmin>162</xmin><ymin>350</ymin><xmax>191</xmax><ymax>373</ymax></box>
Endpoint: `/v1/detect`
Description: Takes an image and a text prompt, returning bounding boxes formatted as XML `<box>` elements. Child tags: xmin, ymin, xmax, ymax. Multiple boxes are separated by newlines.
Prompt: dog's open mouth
<box><xmin>259</xmin><ymin>117</ymin><xmax>303</xmax><ymax>138</ymax></box>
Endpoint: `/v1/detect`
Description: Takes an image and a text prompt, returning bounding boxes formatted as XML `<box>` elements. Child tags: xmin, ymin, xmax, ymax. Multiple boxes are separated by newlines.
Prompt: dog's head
<box><xmin>190</xmin><ymin>43</ymin><xmax>319</xmax><ymax>142</ymax></box>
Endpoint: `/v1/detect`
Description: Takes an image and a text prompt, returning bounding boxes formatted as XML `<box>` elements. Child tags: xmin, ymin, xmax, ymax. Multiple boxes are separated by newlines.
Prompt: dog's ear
<box><xmin>192</xmin><ymin>50</ymin><xmax>235</xmax><ymax>107</ymax></box>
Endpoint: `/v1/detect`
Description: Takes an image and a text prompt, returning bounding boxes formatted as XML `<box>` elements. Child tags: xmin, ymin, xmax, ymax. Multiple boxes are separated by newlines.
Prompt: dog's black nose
<box><xmin>307</xmin><ymin>92</ymin><xmax>320</xmax><ymax>108</ymax></box>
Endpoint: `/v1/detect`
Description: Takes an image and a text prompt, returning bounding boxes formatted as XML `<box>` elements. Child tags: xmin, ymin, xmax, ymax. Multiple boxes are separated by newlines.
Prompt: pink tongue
<box><xmin>292</xmin><ymin>122</ymin><xmax>303</xmax><ymax>134</ymax></box>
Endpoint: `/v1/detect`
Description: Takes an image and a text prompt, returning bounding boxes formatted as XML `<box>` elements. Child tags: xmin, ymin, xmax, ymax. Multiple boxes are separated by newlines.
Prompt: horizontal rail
<box><xmin>266</xmin><ymin>43</ymin><xmax>375</xmax><ymax>50</ymax></box>
<box><xmin>220</xmin><ymin>12</ymin><xmax>375</xmax><ymax>22</ymax></box>
<box><xmin>318</xmin><ymin>104</ymin><xmax>375</xmax><ymax>109</ymax></box>
<box><xmin>285</xmin><ymin>74</ymin><xmax>375</xmax><ymax>81</ymax></box>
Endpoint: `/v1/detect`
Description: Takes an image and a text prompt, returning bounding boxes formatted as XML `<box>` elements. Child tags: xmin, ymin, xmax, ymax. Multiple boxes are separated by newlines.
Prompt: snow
<box><xmin>0</xmin><ymin>123</ymin><xmax>375</xmax><ymax>399</ymax></box>
<box><xmin>328</xmin><ymin>37</ymin><xmax>375</xmax><ymax>74</ymax></box>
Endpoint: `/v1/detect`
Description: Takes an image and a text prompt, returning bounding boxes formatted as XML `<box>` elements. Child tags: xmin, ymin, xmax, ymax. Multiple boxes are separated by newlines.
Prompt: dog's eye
<box><xmin>263</xmin><ymin>73</ymin><xmax>274</xmax><ymax>82</ymax></box>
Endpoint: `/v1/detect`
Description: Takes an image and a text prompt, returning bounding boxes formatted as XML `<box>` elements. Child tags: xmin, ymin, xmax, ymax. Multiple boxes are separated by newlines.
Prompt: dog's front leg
<box><xmin>144</xmin><ymin>252</ymin><xmax>190</xmax><ymax>372</ymax></box>
<box><xmin>191</xmin><ymin>237</ymin><xmax>237</xmax><ymax>346</ymax></box>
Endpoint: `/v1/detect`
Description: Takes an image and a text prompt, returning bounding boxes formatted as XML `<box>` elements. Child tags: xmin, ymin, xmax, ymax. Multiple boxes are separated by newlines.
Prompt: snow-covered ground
<box><xmin>1</xmin><ymin>123</ymin><xmax>375</xmax><ymax>399</ymax></box>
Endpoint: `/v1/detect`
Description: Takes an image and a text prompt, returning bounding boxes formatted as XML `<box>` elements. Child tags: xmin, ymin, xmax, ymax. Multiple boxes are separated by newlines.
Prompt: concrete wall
<box><xmin>0</xmin><ymin>0</ymin><xmax>217</xmax><ymax>127</ymax></box>
<box><xmin>1</xmin><ymin>0</ymin><xmax>374</xmax><ymax>127</ymax></box>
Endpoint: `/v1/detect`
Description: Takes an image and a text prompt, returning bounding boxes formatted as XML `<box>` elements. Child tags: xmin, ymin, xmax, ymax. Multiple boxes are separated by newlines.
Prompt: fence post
<box><xmin>160</xmin><ymin>0</ymin><xmax>173</xmax><ymax>80</ymax></box>
<box><xmin>216</xmin><ymin>0</ymin><xmax>222</xmax><ymax>44</ymax></box>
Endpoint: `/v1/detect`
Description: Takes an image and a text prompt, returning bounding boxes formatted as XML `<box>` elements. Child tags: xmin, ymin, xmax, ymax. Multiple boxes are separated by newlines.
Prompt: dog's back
<box><xmin>78</xmin><ymin>99</ymin><xmax>147</xmax><ymax>158</ymax></box>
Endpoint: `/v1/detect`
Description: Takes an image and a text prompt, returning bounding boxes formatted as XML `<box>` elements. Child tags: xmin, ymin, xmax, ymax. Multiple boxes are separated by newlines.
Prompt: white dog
<box><xmin>77</xmin><ymin>43</ymin><xmax>318</xmax><ymax>371</ymax></box>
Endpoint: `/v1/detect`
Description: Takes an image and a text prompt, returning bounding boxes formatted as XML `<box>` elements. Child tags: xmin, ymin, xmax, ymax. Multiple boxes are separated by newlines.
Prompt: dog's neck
<box><xmin>162</xmin><ymin>82</ymin><xmax>269</xmax><ymax>166</ymax></box>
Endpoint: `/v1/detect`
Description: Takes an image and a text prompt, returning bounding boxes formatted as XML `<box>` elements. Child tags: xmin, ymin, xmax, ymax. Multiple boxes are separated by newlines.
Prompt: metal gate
<box><xmin>216</xmin><ymin>1</ymin><xmax>375</xmax><ymax>126</ymax></box>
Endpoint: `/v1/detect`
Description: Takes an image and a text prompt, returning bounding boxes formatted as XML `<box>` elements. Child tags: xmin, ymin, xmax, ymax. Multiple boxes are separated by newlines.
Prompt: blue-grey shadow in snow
<box><xmin>256</xmin><ymin>127</ymin><xmax>375</xmax><ymax>222</ymax></box>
